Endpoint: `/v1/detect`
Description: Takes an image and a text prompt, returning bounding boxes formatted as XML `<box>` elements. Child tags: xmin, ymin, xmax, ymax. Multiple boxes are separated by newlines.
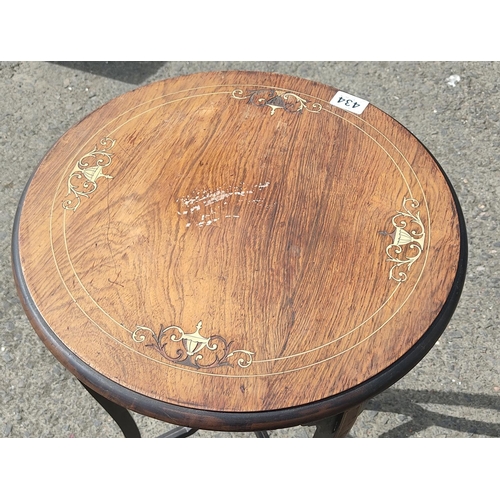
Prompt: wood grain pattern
<box><xmin>14</xmin><ymin>71</ymin><xmax>463</xmax><ymax>421</ymax></box>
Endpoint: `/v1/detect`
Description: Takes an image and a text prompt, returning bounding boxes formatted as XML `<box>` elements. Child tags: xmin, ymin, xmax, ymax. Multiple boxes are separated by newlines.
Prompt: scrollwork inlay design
<box><xmin>63</xmin><ymin>137</ymin><xmax>116</xmax><ymax>211</ymax></box>
<box><xmin>231</xmin><ymin>89</ymin><xmax>322</xmax><ymax>116</ymax></box>
<box><xmin>132</xmin><ymin>321</ymin><xmax>254</xmax><ymax>369</ymax></box>
<box><xmin>384</xmin><ymin>197</ymin><xmax>426</xmax><ymax>282</ymax></box>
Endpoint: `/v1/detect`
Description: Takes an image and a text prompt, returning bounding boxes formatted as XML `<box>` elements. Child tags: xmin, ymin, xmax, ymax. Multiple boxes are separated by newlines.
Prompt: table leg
<box><xmin>81</xmin><ymin>383</ymin><xmax>141</xmax><ymax>438</ymax></box>
<box><xmin>81</xmin><ymin>383</ymin><xmax>201</xmax><ymax>438</ymax></box>
<box><xmin>157</xmin><ymin>427</ymin><xmax>199</xmax><ymax>438</ymax></box>
<box><xmin>82</xmin><ymin>380</ymin><xmax>364</xmax><ymax>438</ymax></box>
<box><xmin>254</xmin><ymin>430</ymin><xmax>270</xmax><ymax>438</ymax></box>
<box><xmin>312</xmin><ymin>403</ymin><xmax>366</xmax><ymax>438</ymax></box>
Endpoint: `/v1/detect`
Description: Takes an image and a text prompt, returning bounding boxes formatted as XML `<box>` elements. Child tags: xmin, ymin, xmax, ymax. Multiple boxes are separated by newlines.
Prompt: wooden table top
<box><xmin>13</xmin><ymin>71</ymin><xmax>466</xmax><ymax>430</ymax></box>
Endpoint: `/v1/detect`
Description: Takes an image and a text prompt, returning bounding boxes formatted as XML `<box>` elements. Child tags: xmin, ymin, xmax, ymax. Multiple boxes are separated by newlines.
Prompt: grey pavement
<box><xmin>0</xmin><ymin>61</ymin><xmax>498</xmax><ymax>438</ymax></box>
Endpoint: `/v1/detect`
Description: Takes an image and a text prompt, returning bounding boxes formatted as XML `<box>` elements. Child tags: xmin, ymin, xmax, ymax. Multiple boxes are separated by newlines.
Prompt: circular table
<box><xmin>12</xmin><ymin>71</ymin><xmax>467</xmax><ymax>437</ymax></box>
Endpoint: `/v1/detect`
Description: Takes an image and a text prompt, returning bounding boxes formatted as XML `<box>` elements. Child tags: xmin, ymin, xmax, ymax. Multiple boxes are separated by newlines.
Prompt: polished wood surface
<box><xmin>14</xmin><ymin>71</ymin><xmax>462</xmax><ymax>419</ymax></box>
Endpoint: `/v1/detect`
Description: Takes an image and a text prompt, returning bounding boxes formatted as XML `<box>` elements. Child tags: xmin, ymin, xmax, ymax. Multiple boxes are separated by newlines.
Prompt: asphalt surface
<box><xmin>0</xmin><ymin>61</ymin><xmax>498</xmax><ymax>438</ymax></box>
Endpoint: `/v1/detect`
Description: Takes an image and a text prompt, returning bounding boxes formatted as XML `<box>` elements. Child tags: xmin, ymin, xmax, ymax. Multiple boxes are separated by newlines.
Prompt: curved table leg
<box><xmin>254</xmin><ymin>430</ymin><xmax>270</xmax><ymax>438</ymax></box>
<box><xmin>81</xmin><ymin>383</ymin><xmax>141</xmax><ymax>438</ymax></box>
<box><xmin>81</xmin><ymin>383</ymin><xmax>199</xmax><ymax>438</ymax></box>
<box><xmin>81</xmin><ymin>380</ymin><xmax>364</xmax><ymax>438</ymax></box>
<box><xmin>312</xmin><ymin>403</ymin><xmax>366</xmax><ymax>438</ymax></box>
<box><xmin>157</xmin><ymin>427</ymin><xmax>199</xmax><ymax>438</ymax></box>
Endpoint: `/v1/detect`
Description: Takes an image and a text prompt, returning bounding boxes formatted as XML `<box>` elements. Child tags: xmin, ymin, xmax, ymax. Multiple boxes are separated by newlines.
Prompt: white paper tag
<box><xmin>330</xmin><ymin>91</ymin><xmax>369</xmax><ymax>115</ymax></box>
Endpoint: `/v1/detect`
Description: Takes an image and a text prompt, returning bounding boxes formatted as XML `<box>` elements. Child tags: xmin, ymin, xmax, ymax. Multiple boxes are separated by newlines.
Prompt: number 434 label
<box><xmin>330</xmin><ymin>90</ymin><xmax>369</xmax><ymax>115</ymax></box>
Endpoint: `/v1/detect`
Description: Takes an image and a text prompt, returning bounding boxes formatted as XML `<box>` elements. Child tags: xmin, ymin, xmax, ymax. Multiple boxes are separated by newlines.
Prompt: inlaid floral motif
<box><xmin>132</xmin><ymin>321</ymin><xmax>254</xmax><ymax>369</ymax></box>
<box><xmin>63</xmin><ymin>137</ymin><xmax>115</xmax><ymax>211</ymax></box>
<box><xmin>384</xmin><ymin>197</ymin><xmax>425</xmax><ymax>282</ymax></box>
<box><xmin>231</xmin><ymin>89</ymin><xmax>322</xmax><ymax>116</ymax></box>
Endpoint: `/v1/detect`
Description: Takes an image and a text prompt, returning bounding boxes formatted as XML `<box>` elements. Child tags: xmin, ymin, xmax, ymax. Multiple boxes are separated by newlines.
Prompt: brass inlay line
<box><xmin>132</xmin><ymin>321</ymin><xmax>254</xmax><ymax>369</ymax></box>
<box><xmin>256</xmin><ymin>283</ymin><xmax>401</xmax><ymax>363</ymax></box>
